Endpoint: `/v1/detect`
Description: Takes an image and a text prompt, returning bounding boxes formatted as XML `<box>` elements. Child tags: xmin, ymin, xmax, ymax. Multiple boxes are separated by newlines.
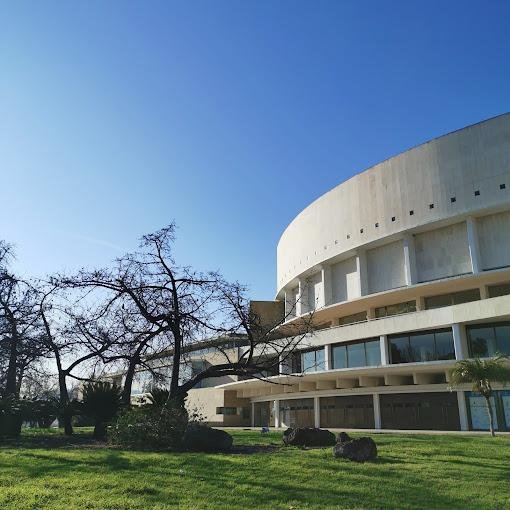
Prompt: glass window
<box><xmin>452</xmin><ymin>289</ymin><xmax>481</xmax><ymax>305</ymax></box>
<box><xmin>316</xmin><ymin>348</ymin><xmax>326</xmax><ymax>370</ymax></box>
<box><xmin>488</xmin><ymin>283</ymin><xmax>510</xmax><ymax>298</ymax></box>
<box><xmin>389</xmin><ymin>336</ymin><xmax>411</xmax><ymax>363</ymax></box>
<box><xmin>435</xmin><ymin>330</ymin><xmax>456</xmax><ymax>360</ymax></box>
<box><xmin>347</xmin><ymin>343</ymin><xmax>365</xmax><ymax>368</ymax></box>
<box><xmin>365</xmin><ymin>340</ymin><xmax>381</xmax><ymax>366</ymax></box>
<box><xmin>411</xmin><ymin>332</ymin><xmax>435</xmax><ymax>362</ymax></box>
<box><xmin>425</xmin><ymin>289</ymin><xmax>480</xmax><ymax>309</ymax></box>
<box><xmin>338</xmin><ymin>311</ymin><xmax>367</xmax><ymax>325</ymax></box>
<box><xmin>376</xmin><ymin>301</ymin><xmax>416</xmax><ymax>318</ymax></box>
<box><xmin>302</xmin><ymin>350</ymin><xmax>316</xmax><ymax>372</ymax></box>
<box><xmin>495</xmin><ymin>325</ymin><xmax>510</xmax><ymax>355</ymax></box>
<box><xmin>332</xmin><ymin>345</ymin><xmax>347</xmax><ymax>369</ymax></box>
<box><xmin>468</xmin><ymin>326</ymin><xmax>497</xmax><ymax>357</ymax></box>
<box><xmin>424</xmin><ymin>294</ymin><xmax>452</xmax><ymax>310</ymax></box>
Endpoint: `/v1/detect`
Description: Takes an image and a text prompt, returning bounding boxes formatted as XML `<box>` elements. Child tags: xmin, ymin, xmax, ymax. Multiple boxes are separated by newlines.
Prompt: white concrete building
<box><xmin>221</xmin><ymin>113</ymin><xmax>510</xmax><ymax>432</ymax></box>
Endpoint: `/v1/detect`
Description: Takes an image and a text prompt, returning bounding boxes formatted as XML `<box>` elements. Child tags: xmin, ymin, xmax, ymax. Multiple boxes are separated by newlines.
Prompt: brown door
<box><xmin>320</xmin><ymin>395</ymin><xmax>375</xmax><ymax>429</ymax></box>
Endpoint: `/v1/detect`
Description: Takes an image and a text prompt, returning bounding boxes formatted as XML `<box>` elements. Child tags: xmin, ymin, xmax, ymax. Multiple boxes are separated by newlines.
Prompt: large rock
<box><xmin>182</xmin><ymin>424</ymin><xmax>233</xmax><ymax>452</ymax></box>
<box><xmin>282</xmin><ymin>427</ymin><xmax>336</xmax><ymax>447</ymax></box>
<box><xmin>333</xmin><ymin>436</ymin><xmax>377</xmax><ymax>462</ymax></box>
<box><xmin>337</xmin><ymin>431</ymin><xmax>352</xmax><ymax>444</ymax></box>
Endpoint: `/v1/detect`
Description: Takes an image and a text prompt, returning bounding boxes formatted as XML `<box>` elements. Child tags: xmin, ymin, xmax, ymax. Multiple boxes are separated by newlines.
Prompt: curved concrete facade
<box><xmin>220</xmin><ymin>114</ymin><xmax>510</xmax><ymax>433</ymax></box>
<box><xmin>277</xmin><ymin>113</ymin><xmax>510</xmax><ymax>301</ymax></box>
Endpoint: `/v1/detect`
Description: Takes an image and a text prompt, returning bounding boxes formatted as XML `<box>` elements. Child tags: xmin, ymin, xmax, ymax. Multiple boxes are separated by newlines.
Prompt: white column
<box><xmin>457</xmin><ymin>391</ymin><xmax>469</xmax><ymax>431</ymax></box>
<box><xmin>314</xmin><ymin>396</ymin><xmax>320</xmax><ymax>428</ymax></box>
<box><xmin>403</xmin><ymin>234</ymin><xmax>417</xmax><ymax>285</ymax></box>
<box><xmin>251</xmin><ymin>402</ymin><xmax>255</xmax><ymax>427</ymax></box>
<box><xmin>380</xmin><ymin>335</ymin><xmax>389</xmax><ymax>365</ymax></box>
<box><xmin>466</xmin><ymin>216</ymin><xmax>481</xmax><ymax>274</ymax></box>
<box><xmin>321</xmin><ymin>264</ymin><xmax>332</xmax><ymax>307</ymax></box>
<box><xmin>324</xmin><ymin>344</ymin><xmax>332</xmax><ymax>370</ymax></box>
<box><xmin>356</xmin><ymin>250</ymin><xmax>368</xmax><ymax>296</ymax></box>
<box><xmin>274</xmin><ymin>400</ymin><xmax>280</xmax><ymax>428</ymax></box>
<box><xmin>296</xmin><ymin>278</ymin><xmax>308</xmax><ymax>316</ymax></box>
<box><xmin>373</xmin><ymin>393</ymin><xmax>381</xmax><ymax>429</ymax></box>
<box><xmin>452</xmin><ymin>323</ymin><xmax>468</xmax><ymax>360</ymax></box>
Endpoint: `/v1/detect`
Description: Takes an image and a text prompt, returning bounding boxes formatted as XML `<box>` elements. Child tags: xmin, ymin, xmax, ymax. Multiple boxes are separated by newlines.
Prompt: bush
<box><xmin>81</xmin><ymin>382</ymin><xmax>123</xmax><ymax>440</ymax></box>
<box><xmin>110</xmin><ymin>401</ymin><xmax>189</xmax><ymax>449</ymax></box>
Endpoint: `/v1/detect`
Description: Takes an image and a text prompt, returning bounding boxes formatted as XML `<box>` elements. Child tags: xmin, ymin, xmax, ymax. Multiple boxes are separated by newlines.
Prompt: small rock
<box><xmin>333</xmin><ymin>436</ymin><xmax>377</xmax><ymax>462</ymax></box>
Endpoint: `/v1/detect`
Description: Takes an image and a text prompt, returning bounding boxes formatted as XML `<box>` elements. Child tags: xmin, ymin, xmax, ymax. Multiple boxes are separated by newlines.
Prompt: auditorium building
<box><xmin>216</xmin><ymin>113</ymin><xmax>510</xmax><ymax>432</ymax></box>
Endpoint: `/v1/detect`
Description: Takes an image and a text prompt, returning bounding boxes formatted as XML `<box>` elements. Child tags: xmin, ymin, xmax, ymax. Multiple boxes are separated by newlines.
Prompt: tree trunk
<box><xmin>93</xmin><ymin>420</ymin><xmax>107</xmax><ymax>440</ymax></box>
<box><xmin>57</xmin><ymin>366</ymin><xmax>73</xmax><ymax>435</ymax></box>
<box><xmin>5</xmin><ymin>329</ymin><xmax>19</xmax><ymax>397</ymax></box>
<box><xmin>121</xmin><ymin>360</ymin><xmax>137</xmax><ymax>405</ymax></box>
<box><xmin>484</xmin><ymin>394</ymin><xmax>496</xmax><ymax>437</ymax></box>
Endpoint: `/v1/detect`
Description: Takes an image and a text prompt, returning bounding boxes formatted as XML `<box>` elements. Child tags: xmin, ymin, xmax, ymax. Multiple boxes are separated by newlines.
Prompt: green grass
<box><xmin>0</xmin><ymin>428</ymin><xmax>508</xmax><ymax>509</ymax></box>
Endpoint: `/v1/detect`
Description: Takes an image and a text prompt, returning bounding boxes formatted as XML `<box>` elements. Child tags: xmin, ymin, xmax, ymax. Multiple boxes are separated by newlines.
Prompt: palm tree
<box><xmin>449</xmin><ymin>355</ymin><xmax>510</xmax><ymax>436</ymax></box>
<box><xmin>81</xmin><ymin>382</ymin><xmax>123</xmax><ymax>440</ymax></box>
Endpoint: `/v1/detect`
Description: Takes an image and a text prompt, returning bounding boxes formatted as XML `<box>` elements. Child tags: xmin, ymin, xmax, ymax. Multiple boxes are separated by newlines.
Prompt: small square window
<box><xmin>334</xmin><ymin>240</ymin><xmax>338</xmax><ymax>244</ymax></box>
<box><xmin>391</xmin><ymin>216</ymin><xmax>396</xmax><ymax>222</ymax></box>
<box><xmin>360</xmin><ymin>228</ymin><xmax>364</xmax><ymax>234</ymax></box>
<box><xmin>450</xmin><ymin>197</ymin><xmax>456</xmax><ymax>203</ymax></box>
<box><xmin>346</xmin><ymin>234</ymin><xmax>350</xmax><ymax>239</ymax></box>
<box><xmin>409</xmin><ymin>210</ymin><xmax>414</xmax><ymax>216</ymax></box>
<box><xmin>429</xmin><ymin>203</ymin><xmax>434</xmax><ymax>209</ymax></box>
<box><xmin>375</xmin><ymin>222</ymin><xmax>379</xmax><ymax>228</ymax></box>
<box><xmin>474</xmin><ymin>190</ymin><xmax>480</xmax><ymax>196</ymax></box>
<box><xmin>500</xmin><ymin>183</ymin><xmax>506</xmax><ymax>190</ymax></box>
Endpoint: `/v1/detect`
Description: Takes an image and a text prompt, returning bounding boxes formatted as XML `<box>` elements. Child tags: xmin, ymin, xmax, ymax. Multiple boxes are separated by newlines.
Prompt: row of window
<box><xmin>333</xmin><ymin>283</ymin><xmax>510</xmax><ymax>326</ymax></box>
<box><xmin>345</xmin><ymin>184</ymin><xmax>507</xmax><ymax>240</ymax></box>
<box><xmin>292</xmin><ymin>322</ymin><xmax>510</xmax><ymax>374</ymax></box>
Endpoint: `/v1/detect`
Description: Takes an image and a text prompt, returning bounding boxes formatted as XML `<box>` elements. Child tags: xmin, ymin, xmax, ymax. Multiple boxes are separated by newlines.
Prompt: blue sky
<box><xmin>1</xmin><ymin>1</ymin><xmax>509</xmax><ymax>300</ymax></box>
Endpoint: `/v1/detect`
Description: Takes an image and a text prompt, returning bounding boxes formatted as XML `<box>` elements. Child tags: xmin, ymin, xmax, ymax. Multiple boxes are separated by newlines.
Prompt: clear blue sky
<box><xmin>1</xmin><ymin>1</ymin><xmax>509</xmax><ymax>300</ymax></box>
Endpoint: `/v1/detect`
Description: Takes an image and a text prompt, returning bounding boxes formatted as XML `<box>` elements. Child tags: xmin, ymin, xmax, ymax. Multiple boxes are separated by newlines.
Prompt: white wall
<box><xmin>277</xmin><ymin>113</ymin><xmax>510</xmax><ymax>294</ymax></box>
<box><xmin>307</xmin><ymin>272</ymin><xmax>323</xmax><ymax>310</ymax></box>
<box><xmin>414</xmin><ymin>222</ymin><xmax>471</xmax><ymax>282</ymax></box>
<box><xmin>367</xmin><ymin>240</ymin><xmax>406</xmax><ymax>293</ymax></box>
<box><xmin>478</xmin><ymin>210</ymin><xmax>510</xmax><ymax>270</ymax></box>
<box><xmin>331</xmin><ymin>256</ymin><xmax>359</xmax><ymax>303</ymax></box>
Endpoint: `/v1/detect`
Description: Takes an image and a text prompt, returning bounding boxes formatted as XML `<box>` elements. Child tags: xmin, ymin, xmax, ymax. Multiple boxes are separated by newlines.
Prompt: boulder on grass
<box><xmin>182</xmin><ymin>424</ymin><xmax>233</xmax><ymax>452</ymax></box>
<box><xmin>337</xmin><ymin>431</ymin><xmax>352</xmax><ymax>444</ymax></box>
<box><xmin>282</xmin><ymin>427</ymin><xmax>336</xmax><ymax>447</ymax></box>
<box><xmin>333</xmin><ymin>436</ymin><xmax>377</xmax><ymax>462</ymax></box>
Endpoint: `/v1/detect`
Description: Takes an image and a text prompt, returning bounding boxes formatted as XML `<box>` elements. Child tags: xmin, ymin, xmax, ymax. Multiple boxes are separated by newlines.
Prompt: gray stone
<box><xmin>333</xmin><ymin>436</ymin><xmax>377</xmax><ymax>462</ymax></box>
<box><xmin>282</xmin><ymin>427</ymin><xmax>336</xmax><ymax>447</ymax></box>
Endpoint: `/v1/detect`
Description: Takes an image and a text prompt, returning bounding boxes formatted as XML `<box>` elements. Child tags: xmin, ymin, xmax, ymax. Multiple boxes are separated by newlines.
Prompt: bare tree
<box><xmin>62</xmin><ymin>224</ymin><xmax>315</xmax><ymax>407</ymax></box>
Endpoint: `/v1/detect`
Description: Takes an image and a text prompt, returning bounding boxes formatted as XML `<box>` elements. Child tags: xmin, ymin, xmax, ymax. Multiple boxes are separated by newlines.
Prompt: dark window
<box><xmin>389</xmin><ymin>329</ymin><xmax>455</xmax><ymax>364</ymax></box>
<box><xmin>468</xmin><ymin>323</ymin><xmax>510</xmax><ymax>357</ymax></box>
<box><xmin>375</xmin><ymin>222</ymin><xmax>379</xmax><ymax>228</ymax></box>
<box><xmin>332</xmin><ymin>339</ymin><xmax>380</xmax><ymax>369</ymax></box>
<box><xmin>360</xmin><ymin>228</ymin><xmax>364</xmax><ymax>234</ymax></box>
<box><xmin>488</xmin><ymin>283</ymin><xmax>510</xmax><ymax>298</ymax></box>
<box><xmin>346</xmin><ymin>234</ymin><xmax>350</xmax><ymax>239</ymax></box>
<box><xmin>375</xmin><ymin>300</ymin><xmax>416</xmax><ymax>318</ymax></box>
<box><xmin>429</xmin><ymin>203</ymin><xmax>434</xmax><ymax>209</ymax></box>
<box><xmin>474</xmin><ymin>190</ymin><xmax>480</xmax><ymax>196</ymax></box>
<box><xmin>425</xmin><ymin>289</ymin><xmax>480</xmax><ymax>309</ymax></box>
<box><xmin>338</xmin><ymin>311</ymin><xmax>367</xmax><ymax>326</ymax></box>
<box><xmin>216</xmin><ymin>407</ymin><xmax>237</xmax><ymax>415</ymax></box>
<box><xmin>409</xmin><ymin>210</ymin><xmax>414</xmax><ymax>215</ymax></box>
<box><xmin>500</xmin><ymin>183</ymin><xmax>506</xmax><ymax>190</ymax></box>
<box><xmin>391</xmin><ymin>216</ymin><xmax>396</xmax><ymax>222</ymax></box>
<box><xmin>450</xmin><ymin>197</ymin><xmax>456</xmax><ymax>203</ymax></box>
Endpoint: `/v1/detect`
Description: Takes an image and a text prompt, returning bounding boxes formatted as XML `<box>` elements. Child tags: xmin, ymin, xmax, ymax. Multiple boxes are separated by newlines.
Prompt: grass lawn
<box><xmin>0</xmin><ymin>428</ymin><xmax>508</xmax><ymax>509</ymax></box>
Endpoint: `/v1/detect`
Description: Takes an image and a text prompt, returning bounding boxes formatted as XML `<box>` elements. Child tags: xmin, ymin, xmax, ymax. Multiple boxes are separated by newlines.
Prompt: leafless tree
<box><xmin>61</xmin><ymin>224</ymin><xmax>315</xmax><ymax>407</ymax></box>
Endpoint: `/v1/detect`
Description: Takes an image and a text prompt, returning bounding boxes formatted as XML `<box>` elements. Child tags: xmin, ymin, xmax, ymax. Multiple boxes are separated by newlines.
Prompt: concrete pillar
<box><xmin>480</xmin><ymin>285</ymin><xmax>489</xmax><ymax>300</ymax></box>
<box><xmin>380</xmin><ymin>335</ymin><xmax>389</xmax><ymax>365</ymax></box>
<box><xmin>367</xmin><ymin>307</ymin><xmax>376</xmax><ymax>320</ymax></box>
<box><xmin>324</xmin><ymin>344</ymin><xmax>332</xmax><ymax>370</ymax></box>
<box><xmin>296</xmin><ymin>278</ymin><xmax>308</xmax><ymax>316</ymax></box>
<box><xmin>452</xmin><ymin>323</ymin><xmax>468</xmax><ymax>360</ymax></box>
<box><xmin>466</xmin><ymin>216</ymin><xmax>481</xmax><ymax>274</ymax></box>
<box><xmin>403</xmin><ymin>234</ymin><xmax>417</xmax><ymax>285</ymax></box>
<box><xmin>457</xmin><ymin>391</ymin><xmax>469</xmax><ymax>431</ymax></box>
<box><xmin>416</xmin><ymin>296</ymin><xmax>425</xmax><ymax>311</ymax></box>
<box><xmin>274</xmin><ymin>400</ymin><xmax>280</xmax><ymax>428</ymax></box>
<box><xmin>373</xmin><ymin>394</ymin><xmax>381</xmax><ymax>429</ymax></box>
<box><xmin>321</xmin><ymin>265</ymin><xmax>333</xmax><ymax>307</ymax></box>
<box><xmin>356</xmin><ymin>250</ymin><xmax>368</xmax><ymax>296</ymax></box>
<box><xmin>314</xmin><ymin>396</ymin><xmax>320</xmax><ymax>428</ymax></box>
<box><xmin>251</xmin><ymin>402</ymin><xmax>255</xmax><ymax>427</ymax></box>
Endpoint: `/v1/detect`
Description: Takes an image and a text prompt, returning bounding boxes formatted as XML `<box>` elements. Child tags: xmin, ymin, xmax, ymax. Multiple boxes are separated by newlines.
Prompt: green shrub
<box><xmin>81</xmin><ymin>382</ymin><xmax>123</xmax><ymax>440</ymax></box>
<box><xmin>110</xmin><ymin>402</ymin><xmax>189</xmax><ymax>449</ymax></box>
